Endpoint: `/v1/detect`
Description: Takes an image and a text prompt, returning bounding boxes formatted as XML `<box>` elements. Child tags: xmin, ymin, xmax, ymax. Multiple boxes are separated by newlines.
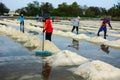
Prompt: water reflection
<box><xmin>0</xmin><ymin>23</ymin><xmax>7</xmax><ymax>26</ymax></box>
<box><xmin>100</xmin><ymin>44</ymin><xmax>110</xmax><ymax>54</ymax></box>
<box><xmin>42</xmin><ymin>62</ymin><xmax>51</xmax><ymax>80</ymax></box>
<box><xmin>68</xmin><ymin>39</ymin><xmax>79</xmax><ymax>50</ymax></box>
<box><xmin>28</xmin><ymin>30</ymin><xmax>39</xmax><ymax>35</ymax></box>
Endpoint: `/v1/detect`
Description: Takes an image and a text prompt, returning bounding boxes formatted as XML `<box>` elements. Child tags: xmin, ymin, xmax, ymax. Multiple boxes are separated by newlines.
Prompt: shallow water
<box><xmin>30</xmin><ymin>28</ymin><xmax>120</xmax><ymax>78</ymax></box>
<box><xmin>36</xmin><ymin>31</ymin><xmax>120</xmax><ymax>67</ymax></box>
<box><xmin>1</xmin><ymin>24</ymin><xmax>120</xmax><ymax>80</ymax></box>
<box><xmin>0</xmin><ymin>35</ymin><xmax>84</xmax><ymax>80</ymax></box>
<box><xmin>51</xmin><ymin>34</ymin><xmax>120</xmax><ymax>68</ymax></box>
<box><xmin>0</xmin><ymin>36</ymin><xmax>42</xmax><ymax>80</ymax></box>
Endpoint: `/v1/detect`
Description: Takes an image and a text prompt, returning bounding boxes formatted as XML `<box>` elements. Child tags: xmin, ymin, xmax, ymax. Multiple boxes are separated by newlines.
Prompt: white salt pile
<box><xmin>35</xmin><ymin>40</ymin><xmax>60</xmax><ymax>54</ymax></box>
<box><xmin>16</xmin><ymin>33</ymin><xmax>31</xmax><ymax>43</ymax></box>
<box><xmin>0</xmin><ymin>25</ymin><xmax>60</xmax><ymax>53</ymax></box>
<box><xmin>53</xmin><ymin>30</ymin><xmax>67</xmax><ymax>37</ymax></box>
<box><xmin>74</xmin><ymin>34</ymin><xmax>90</xmax><ymax>41</ymax></box>
<box><xmin>0</xmin><ymin>25</ymin><xmax>8</xmax><ymax>35</ymax></box>
<box><xmin>65</xmin><ymin>32</ymin><xmax>77</xmax><ymax>38</ymax></box>
<box><xmin>18</xmin><ymin>74</ymin><xmax>41</xmax><ymax>80</ymax></box>
<box><xmin>108</xmin><ymin>33</ymin><xmax>120</xmax><ymax>38</ymax></box>
<box><xmin>70</xmin><ymin>60</ymin><xmax>120</xmax><ymax>80</ymax></box>
<box><xmin>24</xmin><ymin>36</ymin><xmax>42</xmax><ymax>48</ymax></box>
<box><xmin>1</xmin><ymin>19</ymin><xmax>120</xmax><ymax>51</ymax></box>
<box><xmin>45</xmin><ymin>50</ymin><xmax>89</xmax><ymax>67</ymax></box>
<box><xmin>105</xmin><ymin>39</ymin><xmax>120</xmax><ymax>49</ymax></box>
<box><xmin>87</xmin><ymin>36</ymin><xmax>108</xmax><ymax>45</ymax></box>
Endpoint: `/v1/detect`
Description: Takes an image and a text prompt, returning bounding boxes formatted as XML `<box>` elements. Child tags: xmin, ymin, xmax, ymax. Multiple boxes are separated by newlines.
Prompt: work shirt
<box><xmin>72</xmin><ymin>18</ymin><xmax>80</xmax><ymax>27</ymax></box>
<box><xmin>19</xmin><ymin>16</ymin><xmax>24</xmax><ymax>22</ymax></box>
<box><xmin>101</xmin><ymin>18</ymin><xmax>112</xmax><ymax>28</ymax></box>
<box><xmin>36</xmin><ymin>15</ymin><xmax>39</xmax><ymax>19</ymax></box>
<box><xmin>44</xmin><ymin>18</ymin><xmax>53</xmax><ymax>33</ymax></box>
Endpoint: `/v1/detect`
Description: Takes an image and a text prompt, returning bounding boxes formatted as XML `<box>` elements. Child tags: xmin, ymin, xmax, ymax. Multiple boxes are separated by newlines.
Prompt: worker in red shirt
<box><xmin>97</xmin><ymin>16</ymin><xmax>112</xmax><ymax>39</ymax></box>
<box><xmin>43</xmin><ymin>14</ymin><xmax>53</xmax><ymax>41</ymax></box>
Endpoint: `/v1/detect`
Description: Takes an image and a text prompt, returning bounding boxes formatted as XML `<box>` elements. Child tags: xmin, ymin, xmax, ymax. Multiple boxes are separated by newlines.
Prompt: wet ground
<box><xmin>1</xmin><ymin>24</ymin><xmax>120</xmax><ymax>80</ymax></box>
<box><xmin>51</xmin><ymin>34</ymin><xmax>120</xmax><ymax>68</ymax></box>
<box><xmin>0</xmin><ymin>35</ymin><xmax>84</xmax><ymax>80</ymax></box>
<box><xmin>0</xmin><ymin>36</ymin><xmax>42</xmax><ymax>80</ymax></box>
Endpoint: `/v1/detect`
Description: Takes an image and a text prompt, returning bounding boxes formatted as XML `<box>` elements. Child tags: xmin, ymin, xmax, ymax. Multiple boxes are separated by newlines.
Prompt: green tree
<box><xmin>81</xmin><ymin>5</ymin><xmax>88</xmax><ymax>15</ymax></box>
<box><xmin>108</xmin><ymin>3</ymin><xmax>120</xmax><ymax>17</ymax></box>
<box><xmin>26</xmin><ymin>1</ymin><xmax>40</xmax><ymax>16</ymax></box>
<box><xmin>68</xmin><ymin>2</ymin><xmax>83</xmax><ymax>16</ymax></box>
<box><xmin>56</xmin><ymin>2</ymin><xmax>82</xmax><ymax>17</ymax></box>
<box><xmin>86</xmin><ymin>6</ymin><xmax>100</xmax><ymax>17</ymax></box>
<box><xmin>99</xmin><ymin>7</ymin><xmax>107</xmax><ymax>16</ymax></box>
<box><xmin>40</xmin><ymin>2</ymin><xmax>54</xmax><ymax>16</ymax></box>
<box><xmin>57</xmin><ymin>2</ymin><xmax>69</xmax><ymax>16</ymax></box>
<box><xmin>16</xmin><ymin>7</ymin><xmax>28</xmax><ymax>16</ymax></box>
<box><xmin>16</xmin><ymin>1</ymin><xmax>41</xmax><ymax>16</ymax></box>
<box><xmin>15</xmin><ymin>1</ymin><xmax>120</xmax><ymax>18</ymax></box>
<box><xmin>0</xmin><ymin>2</ymin><xmax>9</xmax><ymax>15</ymax></box>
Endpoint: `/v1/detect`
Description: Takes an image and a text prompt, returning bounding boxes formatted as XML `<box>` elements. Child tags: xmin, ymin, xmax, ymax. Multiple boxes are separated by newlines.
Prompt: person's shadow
<box><xmin>100</xmin><ymin>44</ymin><xmax>110</xmax><ymax>54</ymax></box>
<box><xmin>68</xmin><ymin>39</ymin><xmax>79</xmax><ymax>50</ymax></box>
<box><xmin>42</xmin><ymin>62</ymin><xmax>52</xmax><ymax>80</ymax></box>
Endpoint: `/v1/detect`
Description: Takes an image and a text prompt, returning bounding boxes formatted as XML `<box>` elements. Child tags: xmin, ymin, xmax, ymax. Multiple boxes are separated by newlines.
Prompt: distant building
<box><xmin>8</xmin><ymin>10</ymin><xmax>19</xmax><ymax>16</ymax></box>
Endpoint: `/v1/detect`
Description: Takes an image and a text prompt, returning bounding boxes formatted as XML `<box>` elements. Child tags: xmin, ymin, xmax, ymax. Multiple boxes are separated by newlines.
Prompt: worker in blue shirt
<box><xmin>36</xmin><ymin>14</ymin><xmax>39</xmax><ymax>22</ymax></box>
<box><xmin>19</xmin><ymin>14</ymin><xmax>24</xmax><ymax>33</ymax></box>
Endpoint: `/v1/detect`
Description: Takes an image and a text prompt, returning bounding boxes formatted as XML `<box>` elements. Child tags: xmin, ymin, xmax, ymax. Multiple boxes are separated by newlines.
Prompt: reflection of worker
<box><xmin>42</xmin><ymin>62</ymin><xmax>51</xmax><ymax>80</ymax></box>
<box><xmin>100</xmin><ymin>44</ymin><xmax>109</xmax><ymax>54</ymax></box>
<box><xmin>43</xmin><ymin>13</ymin><xmax>53</xmax><ymax>41</ymax></box>
<box><xmin>97</xmin><ymin>16</ymin><xmax>112</xmax><ymax>39</ymax></box>
<box><xmin>68</xmin><ymin>39</ymin><xmax>79</xmax><ymax>50</ymax></box>
<box><xmin>71</xmin><ymin>16</ymin><xmax>80</xmax><ymax>34</ymax></box>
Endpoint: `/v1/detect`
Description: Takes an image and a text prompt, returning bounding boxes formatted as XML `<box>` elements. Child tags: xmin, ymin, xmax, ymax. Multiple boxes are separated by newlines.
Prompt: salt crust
<box><xmin>71</xmin><ymin>60</ymin><xmax>120</xmax><ymax>80</ymax></box>
<box><xmin>45</xmin><ymin>50</ymin><xmax>89</xmax><ymax>67</ymax></box>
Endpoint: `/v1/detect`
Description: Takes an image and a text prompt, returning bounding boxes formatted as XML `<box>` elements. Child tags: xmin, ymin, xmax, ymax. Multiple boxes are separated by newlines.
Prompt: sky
<box><xmin>1</xmin><ymin>0</ymin><xmax>119</xmax><ymax>10</ymax></box>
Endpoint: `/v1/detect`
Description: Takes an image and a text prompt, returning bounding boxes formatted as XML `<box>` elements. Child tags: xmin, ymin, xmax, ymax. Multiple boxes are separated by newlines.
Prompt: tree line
<box><xmin>0</xmin><ymin>2</ymin><xmax>9</xmax><ymax>15</ymax></box>
<box><xmin>0</xmin><ymin>1</ymin><xmax>120</xmax><ymax>18</ymax></box>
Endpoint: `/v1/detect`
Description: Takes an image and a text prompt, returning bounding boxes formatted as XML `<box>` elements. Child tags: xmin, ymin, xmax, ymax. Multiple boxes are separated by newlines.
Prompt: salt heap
<box><xmin>65</xmin><ymin>32</ymin><xmax>77</xmax><ymax>38</ymax></box>
<box><xmin>16</xmin><ymin>33</ymin><xmax>31</xmax><ymax>43</ymax></box>
<box><xmin>87</xmin><ymin>36</ymin><xmax>108</xmax><ymax>45</ymax></box>
<box><xmin>71</xmin><ymin>60</ymin><xmax>120</xmax><ymax>80</ymax></box>
<box><xmin>0</xmin><ymin>25</ymin><xmax>8</xmax><ymax>35</ymax></box>
<box><xmin>53</xmin><ymin>30</ymin><xmax>66</xmax><ymax>37</ymax></box>
<box><xmin>45</xmin><ymin>50</ymin><xmax>89</xmax><ymax>67</ymax></box>
<box><xmin>74</xmin><ymin>34</ymin><xmax>90</xmax><ymax>41</ymax></box>
<box><xmin>24</xmin><ymin>36</ymin><xmax>42</xmax><ymax>48</ymax></box>
<box><xmin>0</xmin><ymin>20</ymin><xmax>19</xmax><ymax>26</ymax></box>
<box><xmin>35</xmin><ymin>40</ymin><xmax>60</xmax><ymax>54</ymax></box>
<box><xmin>108</xmin><ymin>33</ymin><xmax>120</xmax><ymax>38</ymax></box>
<box><xmin>18</xmin><ymin>74</ymin><xmax>41</xmax><ymax>80</ymax></box>
<box><xmin>104</xmin><ymin>39</ymin><xmax>120</xmax><ymax>49</ymax></box>
<box><xmin>3</xmin><ymin>27</ymin><xmax>17</xmax><ymax>36</ymax></box>
<box><xmin>11</xmin><ymin>31</ymin><xmax>23</xmax><ymax>39</ymax></box>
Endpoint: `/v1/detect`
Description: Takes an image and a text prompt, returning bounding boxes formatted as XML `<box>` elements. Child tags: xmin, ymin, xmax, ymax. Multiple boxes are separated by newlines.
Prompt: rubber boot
<box><xmin>104</xmin><ymin>36</ymin><xmax>106</xmax><ymax>39</ymax></box>
<box><xmin>97</xmin><ymin>32</ymin><xmax>100</xmax><ymax>36</ymax></box>
<box><xmin>104</xmin><ymin>32</ymin><xmax>106</xmax><ymax>39</ymax></box>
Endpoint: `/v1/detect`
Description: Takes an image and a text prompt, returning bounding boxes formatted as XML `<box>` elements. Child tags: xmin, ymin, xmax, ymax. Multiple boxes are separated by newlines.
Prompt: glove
<box><xmin>43</xmin><ymin>29</ymin><xmax>45</xmax><ymax>33</ymax></box>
